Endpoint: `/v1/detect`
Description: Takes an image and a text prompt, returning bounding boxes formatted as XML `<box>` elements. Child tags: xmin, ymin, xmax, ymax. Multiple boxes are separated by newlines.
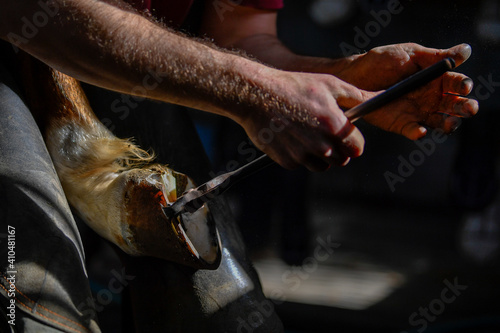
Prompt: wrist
<box><xmin>207</xmin><ymin>51</ymin><xmax>285</xmax><ymax>124</ymax></box>
<box><xmin>309</xmin><ymin>54</ymin><xmax>362</xmax><ymax>76</ymax></box>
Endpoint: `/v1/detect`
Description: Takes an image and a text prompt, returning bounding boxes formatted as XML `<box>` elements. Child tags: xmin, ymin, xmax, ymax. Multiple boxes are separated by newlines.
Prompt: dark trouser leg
<box><xmin>0</xmin><ymin>47</ymin><xmax>100</xmax><ymax>332</ymax></box>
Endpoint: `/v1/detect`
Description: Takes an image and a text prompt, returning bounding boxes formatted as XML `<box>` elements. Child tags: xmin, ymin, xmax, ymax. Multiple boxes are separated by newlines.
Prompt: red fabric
<box><xmin>126</xmin><ymin>0</ymin><xmax>193</xmax><ymax>26</ymax></box>
<box><xmin>149</xmin><ymin>0</ymin><xmax>194</xmax><ymax>26</ymax></box>
<box><xmin>239</xmin><ymin>0</ymin><xmax>283</xmax><ymax>9</ymax></box>
<box><xmin>127</xmin><ymin>0</ymin><xmax>283</xmax><ymax>26</ymax></box>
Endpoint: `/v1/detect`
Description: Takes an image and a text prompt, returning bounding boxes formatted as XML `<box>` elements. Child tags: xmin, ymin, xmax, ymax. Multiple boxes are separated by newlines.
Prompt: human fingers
<box><xmin>311</xmin><ymin>79</ymin><xmax>367</xmax><ymax>162</ymax></box>
<box><xmin>331</xmin><ymin>120</ymin><xmax>365</xmax><ymax>159</ymax></box>
<box><xmin>262</xmin><ymin>143</ymin><xmax>301</xmax><ymax>170</ymax></box>
<box><xmin>439</xmin><ymin>94</ymin><xmax>479</xmax><ymax>118</ymax></box>
<box><xmin>293</xmin><ymin>126</ymin><xmax>361</xmax><ymax>171</ymax></box>
<box><xmin>400</xmin><ymin>121</ymin><xmax>428</xmax><ymax>140</ymax></box>
<box><xmin>377</xmin><ymin>105</ymin><xmax>427</xmax><ymax>140</ymax></box>
<box><xmin>302</xmin><ymin>148</ymin><xmax>352</xmax><ymax>171</ymax></box>
<box><xmin>402</xmin><ymin>43</ymin><xmax>472</xmax><ymax>69</ymax></box>
<box><xmin>442</xmin><ymin>72</ymin><xmax>474</xmax><ymax>96</ymax></box>
<box><xmin>424</xmin><ymin>113</ymin><xmax>463</xmax><ymax>134</ymax></box>
<box><xmin>334</xmin><ymin>82</ymin><xmax>378</xmax><ymax>111</ymax></box>
<box><xmin>287</xmin><ymin>119</ymin><xmax>363</xmax><ymax>171</ymax></box>
<box><xmin>270</xmin><ymin>141</ymin><xmax>347</xmax><ymax>172</ymax></box>
<box><xmin>261</xmin><ymin>72</ymin><xmax>366</xmax><ymax>170</ymax></box>
<box><xmin>443</xmin><ymin>43</ymin><xmax>473</xmax><ymax>67</ymax></box>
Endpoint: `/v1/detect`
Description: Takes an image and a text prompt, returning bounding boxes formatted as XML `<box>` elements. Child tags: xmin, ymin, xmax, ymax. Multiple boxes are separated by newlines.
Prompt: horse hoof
<box><xmin>119</xmin><ymin>166</ymin><xmax>222</xmax><ymax>269</ymax></box>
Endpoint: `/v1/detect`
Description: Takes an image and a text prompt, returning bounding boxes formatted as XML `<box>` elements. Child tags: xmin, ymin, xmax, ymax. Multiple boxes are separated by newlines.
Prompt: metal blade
<box><xmin>163</xmin><ymin>57</ymin><xmax>456</xmax><ymax>219</ymax></box>
<box><xmin>163</xmin><ymin>154</ymin><xmax>274</xmax><ymax>219</ymax></box>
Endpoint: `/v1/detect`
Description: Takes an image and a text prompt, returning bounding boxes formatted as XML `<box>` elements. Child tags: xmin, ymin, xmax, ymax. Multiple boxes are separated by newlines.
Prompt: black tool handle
<box><xmin>344</xmin><ymin>57</ymin><xmax>456</xmax><ymax>122</ymax></box>
<box><xmin>164</xmin><ymin>58</ymin><xmax>456</xmax><ymax>219</ymax></box>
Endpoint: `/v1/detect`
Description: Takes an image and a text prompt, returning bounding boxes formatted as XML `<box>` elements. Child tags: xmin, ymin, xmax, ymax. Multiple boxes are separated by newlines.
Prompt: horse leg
<box><xmin>19</xmin><ymin>54</ymin><xmax>221</xmax><ymax>270</ymax></box>
<box><xmin>84</xmin><ymin>85</ymin><xmax>285</xmax><ymax>332</ymax></box>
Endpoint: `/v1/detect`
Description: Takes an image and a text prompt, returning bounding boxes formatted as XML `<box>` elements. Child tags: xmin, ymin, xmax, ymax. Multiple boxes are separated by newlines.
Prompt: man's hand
<box><xmin>334</xmin><ymin>43</ymin><xmax>479</xmax><ymax>139</ymax></box>
<box><xmin>1</xmin><ymin>0</ymin><xmax>369</xmax><ymax>172</ymax></box>
<box><xmin>201</xmin><ymin>2</ymin><xmax>478</xmax><ymax>142</ymax></box>
<box><xmin>237</xmin><ymin>69</ymin><xmax>373</xmax><ymax>171</ymax></box>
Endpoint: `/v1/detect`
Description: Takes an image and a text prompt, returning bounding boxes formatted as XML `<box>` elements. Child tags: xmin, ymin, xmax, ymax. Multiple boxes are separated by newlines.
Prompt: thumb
<box><xmin>334</xmin><ymin>79</ymin><xmax>379</xmax><ymax>112</ymax></box>
<box><xmin>334</xmin><ymin>117</ymin><xmax>365</xmax><ymax>159</ymax></box>
<box><xmin>444</xmin><ymin>43</ymin><xmax>472</xmax><ymax>67</ymax></box>
<box><xmin>406</xmin><ymin>43</ymin><xmax>472</xmax><ymax>69</ymax></box>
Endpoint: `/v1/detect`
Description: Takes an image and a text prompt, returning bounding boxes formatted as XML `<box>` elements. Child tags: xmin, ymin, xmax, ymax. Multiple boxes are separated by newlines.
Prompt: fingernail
<box><xmin>449</xmin><ymin>117</ymin><xmax>462</xmax><ymax>132</ymax></box>
<box><xmin>462</xmin><ymin>78</ymin><xmax>474</xmax><ymax>93</ymax></box>
<box><xmin>341</xmin><ymin>157</ymin><xmax>351</xmax><ymax>167</ymax></box>
<box><xmin>465</xmin><ymin>98</ymin><xmax>479</xmax><ymax>116</ymax></box>
<box><xmin>457</xmin><ymin>43</ymin><xmax>472</xmax><ymax>62</ymax></box>
<box><xmin>419</xmin><ymin>126</ymin><xmax>427</xmax><ymax>136</ymax></box>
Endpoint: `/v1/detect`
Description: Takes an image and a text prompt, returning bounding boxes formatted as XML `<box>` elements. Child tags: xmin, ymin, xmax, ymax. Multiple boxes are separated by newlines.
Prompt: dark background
<box><xmin>214</xmin><ymin>0</ymin><xmax>500</xmax><ymax>332</ymax></box>
<box><xmin>85</xmin><ymin>0</ymin><xmax>500</xmax><ymax>332</ymax></box>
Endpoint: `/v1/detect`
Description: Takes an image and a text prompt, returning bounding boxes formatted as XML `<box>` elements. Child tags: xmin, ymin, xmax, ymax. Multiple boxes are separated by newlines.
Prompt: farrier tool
<box><xmin>163</xmin><ymin>57</ymin><xmax>456</xmax><ymax>219</ymax></box>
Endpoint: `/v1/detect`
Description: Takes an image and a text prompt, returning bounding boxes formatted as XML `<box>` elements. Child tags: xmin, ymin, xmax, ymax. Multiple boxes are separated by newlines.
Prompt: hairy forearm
<box><xmin>0</xmin><ymin>0</ymin><xmax>283</xmax><ymax>122</ymax></box>
<box><xmin>198</xmin><ymin>0</ymin><xmax>354</xmax><ymax>76</ymax></box>
<box><xmin>0</xmin><ymin>0</ymin><xmax>374</xmax><ymax>170</ymax></box>
<box><xmin>232</xmin><ymin>33</ymin><xmax>358</xmax><ymax>76</ymax></box>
